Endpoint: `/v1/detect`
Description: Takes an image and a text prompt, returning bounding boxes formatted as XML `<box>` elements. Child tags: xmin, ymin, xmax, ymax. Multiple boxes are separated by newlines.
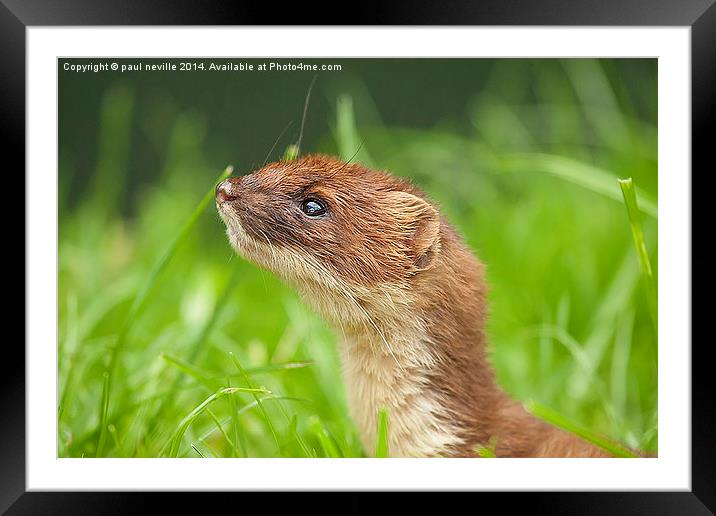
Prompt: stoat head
<box><xmin>216</xmin><ymin>154</ymin><xmax>442</xmax><ymax>327</ymax></box>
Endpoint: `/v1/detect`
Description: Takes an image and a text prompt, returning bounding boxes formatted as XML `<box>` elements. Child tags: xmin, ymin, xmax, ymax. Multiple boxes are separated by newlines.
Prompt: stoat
<box><xmin>216</xmin><ymin>154</ymin><xmax>611</xmax><ymax>458</ymax></box>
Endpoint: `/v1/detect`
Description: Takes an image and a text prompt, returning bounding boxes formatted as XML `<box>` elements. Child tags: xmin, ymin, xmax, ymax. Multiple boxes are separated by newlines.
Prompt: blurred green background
<box><xmin>58</xmin><ymin>58</ymin><xmax>657</xmax><ymax>458</ymax></box>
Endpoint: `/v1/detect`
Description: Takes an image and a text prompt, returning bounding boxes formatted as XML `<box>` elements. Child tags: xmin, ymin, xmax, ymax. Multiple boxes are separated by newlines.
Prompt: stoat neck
<box><xmin>337</xmin><ymin>321</ymin><xmax>466</xmax><ymax>457</ymax></box>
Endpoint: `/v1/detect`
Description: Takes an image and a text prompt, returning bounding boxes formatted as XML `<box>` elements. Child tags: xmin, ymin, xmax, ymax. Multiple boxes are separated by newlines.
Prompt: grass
<box><xmin>166</xmin><ymin>386</ymin><xmax>271</xmax><ymax>458</ymax></box>
<box><xmin>619</xmin><ymin>178</ymin><xmax>658</xmax><ymax>333</ymax></box>
<box><xmin>58</xmin><ymin>59</ymin><xmax>657</xmax><ymax>458</ymax></box>
<box><xmin>502</xmin><ymin>154</ymin><xmax>657</xmax><ymax>218</ymax></box>
<box><xmin>527</xmin><ymin>402</ymin><xmax>639</xmax><ymax>458</ymax></box>
<box><xmin>375</xmin><ymin>409</ymin><xmax>390</xmax><ymax>458</ymax></box>
<box><xmin>475</xmin><ymin>438</ymin><xmax>498</xmax><ymax>458</ymax></box>
<box><xmin>96</xmin><ymin>165</ymin><xmax>234</xmax><ymax>454</ymax></box>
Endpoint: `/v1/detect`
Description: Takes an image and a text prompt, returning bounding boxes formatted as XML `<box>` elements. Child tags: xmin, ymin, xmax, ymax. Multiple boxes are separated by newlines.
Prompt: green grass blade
<box><xmin>229</xmin><ymin>352</ymin><xmax>282</xmax><ymax>454</ymax></box>
<box><xmin>567</xmin><ymin>251</ymin><xmax>638</xmax><ymax>400</ymax></box>
<box><xmin>205</xmin><ymin>408</ymin><xmax>237</xmax><ymax>454</ymax></box>
<box><xmin>160</xmin><ymin>353</ymin><xmax>217</xmax><ymax>389</ymax></box>
<box><xmin>475</xmin><ymin>437</ymin><xmax>498</xmax><ymax>458</ymax></box>
<box><xmin>266</xmin><ymin>394</ymin><xmax>314</xmax><ymax>458</ymax></box>
<box><xmin>335</xmin><ymin>94</ymin><xmax>374</xmax><ymax>167</ymax></box>
<box><xmin>284</xmin><ymin>414</ymin><xmax>312</xmax><ymax>458</ymax></box>
<box><xmin>475</xmin><ymin>446</ymin><xmax>497</xmax><ymax>458</ymax></box>
<box><xmin>619</xmin><ymin>178</ymin><xmax>658</xmax><ymax>334</ymax></box>
<box><xmin>283</xmin><ymin>144</ymin><xmax>299</xmax><ymax>161</ymax></box>
<box><xmin>167</xmin><ymin>386</ymin><xmax>268</xmax><ymax>457</ymax></box>
<box><xmin>98</xmin><ymin>165</ymin><xmax>233</xmax><ymax>453</ymax></box>
<box><xmin>88</xmin><ymin>85</ymin><xmax>135</xmax><ymax>215</ymax></box>
<box><xmin>95</xmin><ymin>372</ymin><xmax>110</xmax><ymax>457</ymax></box>
<box><xmin>527</xmin><ymin>401</ymin><xmax>638</xmax><ymax>457</ymax></box>
<box><xmin>144</xmin><ymin>359</ymin><xmax>313</xmax><ymax>403</ymax></box>
<box><xmin>147</xmin><ymin>266</ymin><xmax>240</xmax><ymax>431</ymax></box>
<box><xmin>244</xmin><ymin>361</ymin><xmax>314</xmax><ymax>375</ymax></box>
<box><xmin>309</xmin><ymin>417</ymin><xmax>343</xmax><ymax>458</ymax></box>
<box><xmin>183</xmin><ymin>265</ymin><xmax>240</xmax><ymax>367</ymax></box>
<box><xmin>115</xmin><ymin>164</ymin><xmax>234</xmax><ymax>344</ymax></box>
<box><xmin>563</xmin><ymin>60</ymin><xmax>631</xmax><ymax>153</ymax></box>
<box><xmin>58</xmin><ymin>293</ymin><xmax>79</xmax><ymax>422</ymax></box>
<box><xmin>233</xmin><ymin>396</ymin><xmax>311</xmax><ymax>418</ymax></box>
<box><xmin>501</xmin><ymin>154</ymin><xmax>657</xmax><ymax>218</ymax></box>
<box><xmin>374</xmin><ymin>408</ymin><xmax>390</xmax><ymax>458</ymax></box>
<box><xmin>191</xmin><ymin>443</ymin><xmax>206</xmax><ymax>458</ymax></box>
<box><xmin>225</xmin><ymin>390</ymin><xmax>246</xmax><ymax>458</ymax></box>
<box><xmin>189</xmin><ymin>396</ymin><xmax>311</xmax><ymax>446</ymax></box>
<box><xmin>610</xmin><ymin>310</ymin><xmax>635</xmax><ymax>426</ymax></box>
<box><xmin>534</xmin><ymin>325</ymin><xmax>594</xmax><ymax>377</ymax></box>
<box><xmin>209</xmin><ymin>360</ymin><xmax>314</xmax><ymax>382</ymax></box>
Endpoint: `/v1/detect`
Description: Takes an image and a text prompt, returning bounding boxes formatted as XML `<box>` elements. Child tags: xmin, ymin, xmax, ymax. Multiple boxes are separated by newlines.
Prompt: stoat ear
<box><xmin>386</xmin><ymin>191</ymin><xmax>441</xmax><ymax>271</ymax></box>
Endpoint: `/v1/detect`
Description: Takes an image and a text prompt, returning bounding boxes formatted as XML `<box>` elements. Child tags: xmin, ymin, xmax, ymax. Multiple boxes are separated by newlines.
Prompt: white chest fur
<box><xmin>339</xmin><ymin>332</ymin><xmax>463</xmax><ymax>457</ymax></box>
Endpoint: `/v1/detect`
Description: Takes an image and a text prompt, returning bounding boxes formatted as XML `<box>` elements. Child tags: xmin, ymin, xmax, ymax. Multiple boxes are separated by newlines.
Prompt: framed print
<box><xmin>4</xmin><ymin>0</ymin><xmax>713</xmax><ymax>512</ymax></box>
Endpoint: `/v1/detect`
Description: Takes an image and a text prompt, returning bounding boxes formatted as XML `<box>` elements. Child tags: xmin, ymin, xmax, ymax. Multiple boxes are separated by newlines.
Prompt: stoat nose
<box><xmin>215</xmin><ymin>178</ymin><xmax>240</xmax><ymax>203</ymax></box>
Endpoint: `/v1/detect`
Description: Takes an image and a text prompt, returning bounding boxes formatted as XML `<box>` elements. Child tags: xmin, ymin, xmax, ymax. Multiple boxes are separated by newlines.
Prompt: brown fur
<box><xmin>216</xmin><ymin>154</ymin><xmax>613</xmax><ymax>457</ymax></box>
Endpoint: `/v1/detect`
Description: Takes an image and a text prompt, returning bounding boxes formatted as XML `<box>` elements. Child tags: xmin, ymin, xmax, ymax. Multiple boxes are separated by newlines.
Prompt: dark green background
<box><xmin>59</xmin><ymin>58</ymin><xmax>656</xmax><ymax>212</ymax></box>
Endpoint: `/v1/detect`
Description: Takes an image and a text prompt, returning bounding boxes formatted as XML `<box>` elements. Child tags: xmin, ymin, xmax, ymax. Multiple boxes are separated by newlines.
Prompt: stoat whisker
<box><xmin>262</xmin><ymin>120</ymin><xmax>294</xmax><ymax>167</ymax></box>
<box><xmin>294</xmin><ymin>74</ymin><xmax>318</xmax><ymax>156</ymax></box>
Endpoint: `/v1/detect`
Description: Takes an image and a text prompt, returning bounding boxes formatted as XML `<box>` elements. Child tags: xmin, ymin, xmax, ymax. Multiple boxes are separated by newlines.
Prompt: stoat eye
<box><xmin>300</xmin><ymin>198</ymin><xmax>327</xmax><ymax>217</ymax></box>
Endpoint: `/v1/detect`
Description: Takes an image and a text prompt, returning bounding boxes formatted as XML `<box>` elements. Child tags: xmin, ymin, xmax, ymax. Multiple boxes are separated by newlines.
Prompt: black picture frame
<box><xmin>4</xmin><ymin>1</ymin><xmax>713</xmax><ymax>513</ymax></box>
